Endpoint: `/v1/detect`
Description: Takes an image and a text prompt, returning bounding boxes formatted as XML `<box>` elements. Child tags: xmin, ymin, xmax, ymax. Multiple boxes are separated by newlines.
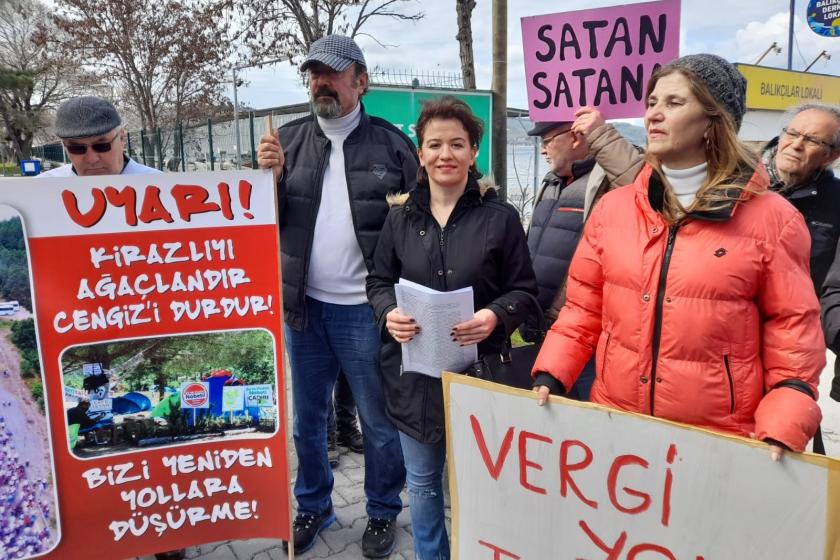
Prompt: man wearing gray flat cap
<box><xmin>40</xmin><ymin>96</ymin><xmax>158</xmax><ymax>177</ymax></box>
<box><xmin>40</xmin><ymin>96</ymin><xmax>174</xmax><ymax>559</ymax></box>
<box><xmin>257</xmin><ymin>34</ymin><xmax>414</xmax><ymax>557</ymax></box>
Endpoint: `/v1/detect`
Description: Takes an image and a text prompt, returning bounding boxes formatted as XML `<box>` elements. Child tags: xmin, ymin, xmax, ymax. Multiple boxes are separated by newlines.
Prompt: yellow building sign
<box><xmin>736</xmin><ymin>63</ymin><xmax>840</xmax><ymax>111</ymax></box>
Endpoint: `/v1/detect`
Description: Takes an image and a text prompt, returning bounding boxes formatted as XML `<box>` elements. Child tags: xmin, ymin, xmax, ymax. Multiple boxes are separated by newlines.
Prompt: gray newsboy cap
<box><xmin>301</xmin><ymin>34</ymin><xmax>367</xmax><ymax>73</ymax></box>
<box><xmin>54</xmin><ymin>96</ymin><xmax>121</xmax><ymax>139</ymax></box>
<box><xmin>661</xmin><ymin>54</ymin><xmax>747</xmax><ymax>130</ymax></box>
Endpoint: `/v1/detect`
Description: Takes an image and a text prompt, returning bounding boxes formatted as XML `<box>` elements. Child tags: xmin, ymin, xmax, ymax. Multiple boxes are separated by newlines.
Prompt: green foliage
<box><xmin>28</xmin><ymin>380</ymin><xmax>43</xmax><ymax>412</ymax></box>
<box><xmin>10</xmin><ymin>318</ymin><xmax>39</xmax><ymax>377</ymax></box>
<box><xmin>62</xmin><ymin>330</ymin><xmax>276</xmax><ymax>393</ymax></box>
<box><xmin>0</xmin><ymin>218</ymin><xmax>31</xmax><ymax>310</ymax></box>
<box><xmin>0</xmin><ymin>162</ymin><xmax>21</xmax><ymax>176</ymax></box>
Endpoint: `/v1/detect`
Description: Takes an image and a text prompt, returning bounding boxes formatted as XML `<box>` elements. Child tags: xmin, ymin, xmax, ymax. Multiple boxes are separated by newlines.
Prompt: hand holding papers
<box><xmin>393</xmin><ymin>279</ymin><xmax>478</xmax><ymax>378</ymax></box>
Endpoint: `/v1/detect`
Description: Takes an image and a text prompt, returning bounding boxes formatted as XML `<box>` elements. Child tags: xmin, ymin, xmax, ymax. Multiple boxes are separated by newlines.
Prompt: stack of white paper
<box><xmin>394</xmin><ymin>278</ymin><xmax>477</xmax><ymax>378</ymax></box>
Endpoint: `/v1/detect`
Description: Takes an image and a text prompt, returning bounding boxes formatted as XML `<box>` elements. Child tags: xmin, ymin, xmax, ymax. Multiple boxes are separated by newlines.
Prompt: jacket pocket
<box><xmin>723</xmin><ymin>355</ymin><xmax>735</xmax><ymax>414</ymax></box>
<box><xmin>597</xmin><ymin>331</ymin><xmax>612</xmax><ymax>380</ymax></box>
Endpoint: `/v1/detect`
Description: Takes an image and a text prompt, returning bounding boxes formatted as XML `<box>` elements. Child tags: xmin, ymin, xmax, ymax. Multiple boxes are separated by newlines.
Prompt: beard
<box><xmin>311</xmin><ymin>88</ymin><xmax>341</xmax><ymax>119</ymax></box>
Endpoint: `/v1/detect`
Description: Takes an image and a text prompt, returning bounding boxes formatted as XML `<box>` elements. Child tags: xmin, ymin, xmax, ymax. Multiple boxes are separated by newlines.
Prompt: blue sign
<box><xmin>808</xmin><ymin>0</ymin><xmax>840</xmax><ymax>37</ymax></box>
<box><xmin>18</xmin><ymin>159</ymin><xmax>40</xmax><ymax>176</ymax></box>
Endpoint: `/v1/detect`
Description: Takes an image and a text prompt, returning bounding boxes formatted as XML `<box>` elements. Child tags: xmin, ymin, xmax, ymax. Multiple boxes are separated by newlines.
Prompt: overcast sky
<box><xmin>236</xmin><ymin>0</ymin><xmax>840</xmax><ymax>113</ymax></box>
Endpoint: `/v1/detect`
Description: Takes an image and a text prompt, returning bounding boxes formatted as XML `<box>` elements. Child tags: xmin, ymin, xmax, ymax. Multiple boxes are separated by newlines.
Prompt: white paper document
<box><xmin>394</xmin><ymin>278</ymin><xmax>477</xmax><ymax>378</ymax></box>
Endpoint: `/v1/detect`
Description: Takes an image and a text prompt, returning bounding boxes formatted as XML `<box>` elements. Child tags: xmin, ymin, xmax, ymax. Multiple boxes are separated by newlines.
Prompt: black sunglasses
<box><xmin>64</xmin><ymin>131</ymin><xmax>121</xmax><ymax>155</ymax></box>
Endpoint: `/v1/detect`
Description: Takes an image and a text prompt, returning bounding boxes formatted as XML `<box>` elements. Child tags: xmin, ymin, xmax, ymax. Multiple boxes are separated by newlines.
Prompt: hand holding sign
<box><xmin>571</xmin><ymin>106</ymin><xmax>606</xmax><ymax>139</ymax></box>
<box><xmin>257</xmin><ymin>128</ymin><xmax>285</xmax><ymax>183</ymax></box>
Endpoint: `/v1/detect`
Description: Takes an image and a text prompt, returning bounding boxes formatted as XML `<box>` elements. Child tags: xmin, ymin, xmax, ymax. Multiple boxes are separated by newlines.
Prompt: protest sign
<box><xmin>444</xmin><ymin>374</ymin><xmax>840</xmax><ymax>559</ymax></box>
<box><xmin>180</xmin><ymin>382</ymin><xmax>211</xmax><ymax>409</ymax></box>
<box><xmin>0</xmin><ymin>170</ymin><xmax>290</xmax><ymax>559</ymax></box>
<box><xmin>222</xmin><ymin>386</ymin><xmax>245</xmax><ymax>412</ymax></box>
<box><xmin>245</xmin><ymin>384</ymin><xmax>274</xmax><ymax>408</ymax></box>
<box><xmin>521</xmin><ymin>0</ymin><xmax>680</xmax><ymax>121</ymax></box>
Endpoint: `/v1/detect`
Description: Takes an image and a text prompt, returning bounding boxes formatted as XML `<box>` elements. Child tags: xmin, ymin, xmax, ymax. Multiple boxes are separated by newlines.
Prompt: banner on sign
<box><xmin>180</xmin><ymin>381</ymin><xmax>210</xmax><ymax>409</ymax></box>
<box><xmin>222</xmin><ymin>386</ymin><xmax>245</xmax><ymax>412</ymax></box>
<box><xmin>444</xmin><ymin>373</ymin><xmax>840</xmax><ymax>560</ymax></box>
<box><xmin>87</xmin><ymin>398</ymin><xmax>112</xmax><ymax>413</ymax></box>
<box><xmin>0</xmin><ymin>170</ymin><xmax>291</xmax><ymax>559</ymax></box>
<box><xmin>521</xmin><ymin>0</ymin><xmax>680</xmax><ymax>121</ymax></box>
<box><xmin>245</xmin><ymin>384</ymin><xmax>274</xmax><ymax>408</ymax></box>
<box><xmin>807</xmin><ymin>0</ymin><xmax>840</xmax><ymax>37</ymax></box>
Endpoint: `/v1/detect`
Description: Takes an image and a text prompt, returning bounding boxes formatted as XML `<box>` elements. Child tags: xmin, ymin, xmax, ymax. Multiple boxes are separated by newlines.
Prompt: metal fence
<box><xmin>31</xmin><ymin>105</ymin><xmax>311</xmax><ymax>174</ymax></box>
<box><xmin>27</xmin><ymin>110</ymin><xmax>546</xmax><ymax>223</ymax></box>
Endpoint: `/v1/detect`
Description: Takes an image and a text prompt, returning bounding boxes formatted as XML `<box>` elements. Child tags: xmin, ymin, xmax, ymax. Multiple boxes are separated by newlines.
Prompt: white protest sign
<box><xmin>63</xmin><ymin>386</ymin><xmax>86</xmax><ymax>401</ymax></box>
<box><xmin>222</xmin><ymin>386</ymin><xmax>245</xmax><ymax>412</ymax></box>
<box><xmin>87</xmin><ymin>398</ymin><xmax>112</xmax><ymax>413</ymax></box>
<box><xmin>180</xmin><ymin>381</ymin><xmax>210</xmax><ymax>409</ymax></box>
<box><xmin>444</xmin><ymin>374</ymin><xmax>840</xmax><ymax>560</ymax></box>
<box><xmin>83</xmin><ymin>362</ymin><xmax>102</xmax><ymax>376</ymax></box>
<box><xmin>244</xmin><ymin>384</ymin><xmax>274</xmax><ymax>408</ymax></box>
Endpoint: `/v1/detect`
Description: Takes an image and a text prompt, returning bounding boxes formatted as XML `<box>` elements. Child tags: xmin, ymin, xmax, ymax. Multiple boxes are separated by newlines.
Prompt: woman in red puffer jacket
<box><xmin>532</xmin><ymin>54</ymin><xmax>824</xmax><ymax>458</ymax></box>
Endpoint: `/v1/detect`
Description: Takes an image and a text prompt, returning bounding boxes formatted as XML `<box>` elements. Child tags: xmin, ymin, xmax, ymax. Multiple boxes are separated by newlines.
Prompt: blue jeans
<box><xmin>285</xmin><ymin>297</ymin><xmax>405</xmax><ymax>519</ymax></box>
<box><xmin>398</xmin><ymin>431</ymin><xmax>450</xmax><ymax>560</ymax></box>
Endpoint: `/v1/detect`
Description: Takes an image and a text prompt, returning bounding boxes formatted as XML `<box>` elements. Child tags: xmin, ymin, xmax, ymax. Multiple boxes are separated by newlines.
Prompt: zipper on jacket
<box><xmin>649</xmin><ymin>225</ymin><xmax>679</xmax><ymax>416</ymax></box>
<box><xmin>723</xmin><ymin>355</ymin><xmax>735</xmax><ymax>414</ymax></box>
<box><xmin>300</xmin><ymin>141</ymin><xmax>331</xmax><ymax>326</ymax></box>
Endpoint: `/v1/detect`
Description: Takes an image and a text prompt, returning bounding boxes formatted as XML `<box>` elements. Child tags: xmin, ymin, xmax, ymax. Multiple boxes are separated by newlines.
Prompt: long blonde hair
<box><xmin>645</xmin><ymin>67</ymin><xmax>760</xmax><ymax>224</ymax></box>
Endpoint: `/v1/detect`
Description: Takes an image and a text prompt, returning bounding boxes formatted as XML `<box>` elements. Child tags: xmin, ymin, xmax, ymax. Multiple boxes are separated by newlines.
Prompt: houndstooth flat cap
<box><xmin>54</xmin><ymin>96</ymin><xmax>121</xmax><ymax>139</ymax></box>
<box><xmin>301</xmin><ymin>35</ymin><xmax>367</xmax><ymax>73</ymax></box>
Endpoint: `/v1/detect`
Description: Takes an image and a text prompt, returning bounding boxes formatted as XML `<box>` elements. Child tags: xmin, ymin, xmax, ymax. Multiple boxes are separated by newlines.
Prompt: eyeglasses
<box><xmin>782</xmin><ymin>127</ymin><xmax>835</xmax><ymax>151</ymax></box>
<box><xmin>63</xmin><ymin>130</ymin><xmax>121</xmax><ymax>155</ymax></box>
<box><xmin>541</xmin><ymin>129</ymin><xmax>573</xmax><ymax>147</ymax></box>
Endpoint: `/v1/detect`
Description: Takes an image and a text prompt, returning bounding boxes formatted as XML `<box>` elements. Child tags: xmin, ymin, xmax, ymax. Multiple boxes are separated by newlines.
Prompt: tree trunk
<box><xmin>455</xmin><ymin>0</ymin><xmax>476</xmax><ymax>89</ymax></box>
<box><xmin>491</xmin><ymin>0</ymin><xmax>507</xmax><ymax>198</ymax></box>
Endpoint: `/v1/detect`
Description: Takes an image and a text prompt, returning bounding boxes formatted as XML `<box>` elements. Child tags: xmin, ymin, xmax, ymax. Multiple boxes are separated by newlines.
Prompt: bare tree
<box><xmin>54</xmin><ymin>0</ymin><xmax>234</xmax><ymax>133</ymax></box>
<box><xmin>238</xmin><ymin>0</ymin><xmax>424</xmax><ymax>65</ymax></box>
<box><xmin>455</xmin><ymin>0</ymin><xmax>476</xmax><ymax>89</ymax></box>
<box><xmin>0</xmin><ymin>0</ymin><xmax>79</xmax><ymax>161</ymax></box>
<box><xmin>508</xmin><ymin>140</ymin><xmax>536</xmax><ymax>226</ymax></box>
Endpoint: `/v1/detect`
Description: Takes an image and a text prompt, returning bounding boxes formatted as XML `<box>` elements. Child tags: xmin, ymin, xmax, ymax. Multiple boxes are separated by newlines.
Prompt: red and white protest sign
<box><xmin>444</xmin><ymin>374</ymin><xmax>840</xmax><ymax>559</ymax></box>
<box><xmin>521</xmin><ymin>0</ymin><xmax>680</xmax><ymax>121</ymax></box>
<box><xmin>0</xmin><ymin>170</ymin><xmax>290</xmax><ymax>559</ymax></box>
<box><xmin>180</xmin><ymin>382</ymin><xmax>210</xmax><ymax>409</ymax></box>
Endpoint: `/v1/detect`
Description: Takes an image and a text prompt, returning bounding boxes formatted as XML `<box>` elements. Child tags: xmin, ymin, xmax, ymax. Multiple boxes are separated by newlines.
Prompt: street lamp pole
<box><xmin>755</xmin><ymin>42</ymin><xmax>781</xmax><ymax>65</ymax></box>
<box><xmin>230</xmin><ymin>56</ymin><xmax>291</xmax><ymax>169</ymax></box>
<box><xmin>805</xmin><ymin>50</ymin><xmax>831</xmax><ymax>72</ymax></box>
<box><xmin>232</xmin><ymin>67</ymin><xmax>242</xmax><ymax>170</ymax></box>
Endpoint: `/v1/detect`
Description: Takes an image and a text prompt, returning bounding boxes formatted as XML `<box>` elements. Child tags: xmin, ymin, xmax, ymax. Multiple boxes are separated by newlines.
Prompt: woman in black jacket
<box><xmin>366</xmin><ymin>96</ymin><xmax>537</xmax><ymax>559</ymax></box>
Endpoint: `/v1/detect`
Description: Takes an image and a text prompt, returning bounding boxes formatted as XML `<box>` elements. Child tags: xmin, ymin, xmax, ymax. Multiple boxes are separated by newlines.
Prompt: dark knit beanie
<box><xmin>662</xmin><ymin>54</ymin><xmax>747</xmax><ymax>130</ymax></box>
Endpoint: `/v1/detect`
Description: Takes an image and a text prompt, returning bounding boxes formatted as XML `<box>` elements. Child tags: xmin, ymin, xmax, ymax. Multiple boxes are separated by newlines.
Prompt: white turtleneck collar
<box><xmin>662</xmin><ymin>162</ymin><xmax>708</xmax><ymax>209</ymax></box>
<box><xmin>317</xmin><ymin>102</ymin><xmax>362</xmax><ymax>139</ymax></box>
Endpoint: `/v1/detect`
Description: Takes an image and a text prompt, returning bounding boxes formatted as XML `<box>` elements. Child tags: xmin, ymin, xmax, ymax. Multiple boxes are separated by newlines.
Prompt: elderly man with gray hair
<box><xmin>40</xmin><ymin>96</ymin><xmax>158</xmax><ymax>177</ymax></box>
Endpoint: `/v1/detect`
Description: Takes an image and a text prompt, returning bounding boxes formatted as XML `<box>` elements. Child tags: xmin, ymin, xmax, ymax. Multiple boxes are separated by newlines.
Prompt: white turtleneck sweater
<box><xmin>306</xmin><ymin>103</ymin><xmax>368</xmax><ymax>305</ymax></box>
<box><xmin>662</xmin><ymin>162</ymin><xmax>708</xmax><ymax>209</ymax></box>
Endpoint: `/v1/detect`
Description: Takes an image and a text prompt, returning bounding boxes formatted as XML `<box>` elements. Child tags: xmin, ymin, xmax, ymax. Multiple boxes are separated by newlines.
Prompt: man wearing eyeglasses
<box><xmin>761</xmin><ymin>104</ymin><xmax>840</xmax><ymax>293</ymax></box>
<box><xmin>39</xmin><ymin>96</ymin><xmax>158</xmax><ymax>178</ymax></box>
<box><xmin>781</xmin><ymin>104</ymin><xmax>840</xmax><ymax>406</ymax></box>
<box><xmin>522</xmin><ymin>109</ymin><xmax>643</xmax><ymax>400</ymax></box>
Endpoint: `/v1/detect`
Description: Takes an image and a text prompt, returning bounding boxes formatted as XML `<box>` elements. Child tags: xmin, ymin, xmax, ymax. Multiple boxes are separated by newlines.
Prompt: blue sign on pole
<box><xmin>807</xmin><ymin>0</ymin><xmax>840</xmax><ymax>37</ymax></box>
<box><xmin>19</xmin><ymin>160</ymin><xmax>40</xmax><ymax>176</ymax></box>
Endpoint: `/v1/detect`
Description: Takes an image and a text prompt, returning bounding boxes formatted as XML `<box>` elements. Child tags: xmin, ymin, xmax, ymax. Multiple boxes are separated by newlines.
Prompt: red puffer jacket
<box><xmin>533</xmin><ymin>164</ymin><xmax>824</xmax><ymax>451</ymax></box>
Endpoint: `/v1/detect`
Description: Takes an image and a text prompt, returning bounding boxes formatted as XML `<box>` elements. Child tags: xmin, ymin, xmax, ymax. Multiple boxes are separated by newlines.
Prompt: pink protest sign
<box><xmin>521</xmin><ymin>0</ymin><xmax>680</xmax><ymax>121</ymax></box>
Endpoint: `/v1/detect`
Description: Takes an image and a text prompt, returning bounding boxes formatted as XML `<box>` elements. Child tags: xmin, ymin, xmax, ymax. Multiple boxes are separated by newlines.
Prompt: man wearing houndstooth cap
<box><xmin>257</xmin><ymin>35</ymin><xmax>416</xmax><ymax>557</ymax></box>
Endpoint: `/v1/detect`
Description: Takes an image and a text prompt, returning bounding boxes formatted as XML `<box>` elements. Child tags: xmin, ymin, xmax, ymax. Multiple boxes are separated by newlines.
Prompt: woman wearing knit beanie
<box><xmin>532</xmin><ymin>54</ymin><xmax>824</xmax><ymax>461</ymax></box>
